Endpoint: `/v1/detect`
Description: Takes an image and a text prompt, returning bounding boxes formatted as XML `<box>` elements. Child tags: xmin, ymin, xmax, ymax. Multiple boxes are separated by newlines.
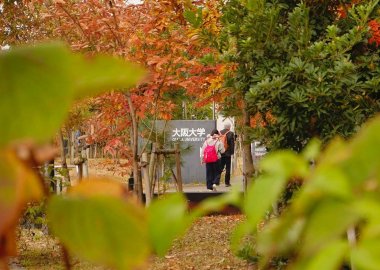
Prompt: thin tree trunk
<box><xmin>126</xmin><ymin>93</ymin><xmax>143</xmax><ymax>202</ymax></box>
<box><xmin>151</xmin><ymin>157</ymin><xmax>158</xmax><ymax>197</ymax></box>
<box><xmin>241</xmin><ymin>99</ymin><xmax>254</xmax><ymax>192</ymax></box>
<box><xmin>94</xmin><ymin>143</ymin><xmax>98</xmax><ymax>159</ymax></box>
<box><xmin>149</xmin><ymin>143</ymin><xmax>157</xmax><ymax>197</ymax></box>
<box><xmin>62</xmin><ymin>245</ymin><xmax>71</xmax><ymax>270</ymax></box>
<box><xmin>67</xmin><ymin>129</ymin><xmax>72</xmax><ymax>164</ymax></box>
<box><xmin>141</xmin><ymin>152</ymin><xmax>151</xmax><ymax>206</ymax></box>
<box><xmin>82</xmin><ymin>147</ymin><xmax>89</xmax><ymax>178</ymax></box>
<box><xmin>70</xmin><ymin>131</ymin><xmax>75</xmax><ymax>164</ymax></box>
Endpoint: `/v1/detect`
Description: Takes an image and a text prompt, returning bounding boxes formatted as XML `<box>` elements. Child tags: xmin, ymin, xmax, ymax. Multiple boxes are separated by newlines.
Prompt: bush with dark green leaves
<box><xmin>221</xmin><ymin>0</ymin><xmax>380</xmax><ymax>151</ymax></box>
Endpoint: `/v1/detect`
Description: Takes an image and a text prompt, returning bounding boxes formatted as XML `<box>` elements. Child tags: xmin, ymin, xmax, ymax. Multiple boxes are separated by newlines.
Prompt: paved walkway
<box><xmin>167</xmin><ymin>175</ymin><xmax>244</xmax><ymax>193</ymax></box>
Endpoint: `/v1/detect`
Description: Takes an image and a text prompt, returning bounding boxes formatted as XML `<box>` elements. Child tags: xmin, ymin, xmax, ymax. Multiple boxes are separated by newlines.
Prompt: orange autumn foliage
<box><xmin>369</xmin><ymin>19</ymin><xmax>380</xmax><ymax>47</ymax></box>
<box><xmin>335</xmin><ymin>0</ymin><xmax>380</xmax><ymax>47</ymax></box>
<box><xmin>250</xmin><ymin>112</ymin><xmax>275</xmax><ymax>128</ymax></box>
<box><xmin>5</xmin><ymin>0</ymin><xmax>225</xmax><ymax>157</ymax></box>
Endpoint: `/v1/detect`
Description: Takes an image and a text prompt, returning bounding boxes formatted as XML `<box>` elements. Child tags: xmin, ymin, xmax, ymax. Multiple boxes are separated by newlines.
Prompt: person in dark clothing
<box><xmin>217</xmin><ymin>122</ymin><xmax>235</xmax><ymax>187</ymax></box>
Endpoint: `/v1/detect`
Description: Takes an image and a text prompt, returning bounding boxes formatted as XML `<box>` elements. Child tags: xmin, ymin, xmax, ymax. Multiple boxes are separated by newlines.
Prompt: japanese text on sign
<box><xmin>172</xmin><ymin>128</ymin><xmax>206</xmax><ymax>142</ymax></box>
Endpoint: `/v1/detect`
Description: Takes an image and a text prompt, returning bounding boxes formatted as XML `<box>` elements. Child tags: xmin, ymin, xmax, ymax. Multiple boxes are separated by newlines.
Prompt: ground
<box><xmin>14</xmin><ymin>215</ymin><xmax>254</xmax><ymax>270</ymax></box>
<box><xmin>150</xmin><ymin>215</ymin><xmax>253</xmax><ymax>270</ymax></box>
<box><xmin>85</xmin><ymin>158</ymin><xmax>244</xmax><ymax>193</ymax></box>
<box><xmin>13</xmin><ymin>158</ymin><xmax>251</xmax><ymax>269</ymax></box>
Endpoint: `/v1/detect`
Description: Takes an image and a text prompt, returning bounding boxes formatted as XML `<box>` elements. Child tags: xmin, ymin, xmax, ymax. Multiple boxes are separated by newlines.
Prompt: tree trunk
<box><xmin>151</xmin><ymin>154</ymin><xmax>158</xmax><ymax>197</ymax></box>
<box><xmin>141</xmin><ymin>152</ymin><xmax>151</xmax><ymax>206</ymax></box>
<box><xmin>126</xmin><ymin>93</ymin><xmax>143</xmax><ymax>202</ymax></box>
<box><xmin>67</xmin><ymin>129</ymin><xmax>72</xmax><ymax>164</ymax></box>
<box><xmin>148</xmin><ymin>143</ymin><xmax>157</xmax><ymax>197</ymax></box>
<box><xmin>59</xmin><ymin>130</ymin><xmax>70</xmax><ymax>192</ymax></box>
<box><xmin>94</xmin><ymin>143</ymin><xmax>98</xmax><ymax>159</ymax></box>
<box><xmin>82</xmin><ymin>147</ymin><xmax>89</xmax><ymax>178</ymax></box>
<box><xmin>241</xmin><ymin>99</ymin><xmax>254</xmax><ymax>192</ymax></box>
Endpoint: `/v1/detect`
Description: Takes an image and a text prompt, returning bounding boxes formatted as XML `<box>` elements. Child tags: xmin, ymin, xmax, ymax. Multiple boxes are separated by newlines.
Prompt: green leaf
<box><xmin>301</xmin><ymin>200</ymin><xmax>358</xmax><ymax>256</ymax></box>
<box><xmin>260</xmin><ymin>150</ymin><xmax>309</xmax><ymax>178</ymax></box>
<box><xmin>292</xmin><ymin>240</ymin><xmax>348</xmax><ymax>270</ymax></box>
<box><xmin>301</xmin><ymin>138</ymin><xmax>321</xmax><ymax>161</ymax></box>
<box><xmin>308</xmin><ymin>165</ymin><xmax>352</xmax><ymax>199</ymax></box>
<box><xmin>47</xmin><ymin>196</ymin><xmax>149</xmax><ymax>270</ymax></box>
<box><xmin>190</xmin><ymin>187</ymin><xmax>242</xmax><ymax>219</ymax></box>
<box><xmin>0</xmin><ymin>43</ymin><xmax>74</xmax><ymax>146</ymax></box>
<box><xmin>183</xmin><ymin>8</ymin><xmax>203</xmax><ymax>28</ymax></box>
<box><xmin>352</xmin><ymin>239</ymin><xmax>380</xmax><ymax>270</ymax></box>
<box><xmin>352</xmin><ymin>198</ymin><xmax>380</xmax><ymax>239</ymax></box>
<box><xmin>230</xmin><ymin>221</ymin><xmax>253</xmax><ymax>254</ymax></box>
<box><xmin>72</xmin><ymin>54</ymin><xmax>145</xmax><ymax>99</ymax></box>
<box><xmin>341</xmin><ymin>116</ymin><xmax>380</xmax><ymax>186</ymax></box>
<box><xmin>0</xmin><ymin>42</ymin><xmax>144</xmax><ymax>146</ymax></box>
<box><xmin>305</xmin><ymin>166</ymin><xmax>353</xmax><ymax>199</ymax></box>
<box><xmin>148</xmin><ymin>193</ymin><xmax>189</xmax><ymax>256</ymax></box>
<box><xmin>293</xmin><ymin>165</ymin><xmax>352</xmax><ymax>215</ymax></box>
<box><xmin>244</xmin><ymin>174</ymin><xmax>288</xmax><ymax>227</ymax></box>
<box><xmin>246</xmin><ymin>0</ymin><xmax>264</xmax><ymax>11</ymax></box>
<box><xmin>317</xmin><ymin>137</ymin><xmax>347</xmax><ymax>166</ymax></box>
<box><xmin>257</xmin><ymin>213</ymin><xmax>305</xmax><ymax>257</ymax></box>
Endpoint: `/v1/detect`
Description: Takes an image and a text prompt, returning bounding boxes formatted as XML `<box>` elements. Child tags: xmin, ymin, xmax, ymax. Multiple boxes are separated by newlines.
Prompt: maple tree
<box><xmin>0</xmin><ymin>1</ymin><xmax>46</xmax><ymax>45</ymax></box>
<box><xmin>0</xmin><ymin>42</ymin><xmax>238</xmax><ymax>270</ymax></box>
<box><xmin>1</xmin><ymin>0</ymin><xmax>224</xmax><ymax>197</ymax></box>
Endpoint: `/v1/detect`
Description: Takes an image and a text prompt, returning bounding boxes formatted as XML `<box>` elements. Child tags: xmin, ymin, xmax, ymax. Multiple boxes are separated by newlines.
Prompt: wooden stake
<box><xmin>148</xmin><ymin>143</ymin><xmax>157</xmax><ymax>197</ymax></box>
<box><xmin>170</xmin><ymin>168</ymin><xmax>180</xmax><ymax>191</ymax></box>
<box><xmin>174</xmin><ymin>143</ymin><xmax>183</xmax><ymax>192</ymax></box>
<box><xmin>151</xmin><ymin>157</ymin><xmax>158</xmax><ymax>197</ymax></box>
<box><xmin>59</xmin><ymin>130</ymin><xmax>70</xmax><ymax>192</ymax></box>
<box><xmin>141</xmin><ymin>152</ymin><xmax>151</xmax><ymax>206</ymax></box>
<box><xmin>70</xmin><ymin>131</ymin><xmax>75</xmax><ymax>165</ymax></box>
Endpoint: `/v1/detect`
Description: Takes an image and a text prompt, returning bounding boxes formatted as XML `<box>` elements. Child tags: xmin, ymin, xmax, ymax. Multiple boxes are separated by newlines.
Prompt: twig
<box><xmin>61</xmin><ymin>245</ymin><xmax>71</xmax><ymax>270</ymax></box>
<box><xmin>57</xmin><ymin>3</ymin><xmax>93</xmax><ymax>48</ymax></box>
<box><xmin>138</xmin><ymin>61</ymin><xmax>173</xmax><ymax>157</ymax></box>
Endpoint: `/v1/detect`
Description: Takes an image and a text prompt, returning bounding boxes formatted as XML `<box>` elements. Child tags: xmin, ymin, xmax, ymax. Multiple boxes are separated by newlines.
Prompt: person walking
<box><xmin>200</xmin><ymin>129</ymin><xmax>225</xmax><ymax>191</ymax></box>
<box><xmin>218</xmin><ymin>122</ymin><xmax>235</xmax><ymax>187</ymax></box>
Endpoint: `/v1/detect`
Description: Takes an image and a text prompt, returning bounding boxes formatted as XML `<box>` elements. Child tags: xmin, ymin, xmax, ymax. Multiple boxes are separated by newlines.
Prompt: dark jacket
<box><xmin>220</xmin><ymin>129</ymin><xmax>235</xmax><ymax>156</ymax></box>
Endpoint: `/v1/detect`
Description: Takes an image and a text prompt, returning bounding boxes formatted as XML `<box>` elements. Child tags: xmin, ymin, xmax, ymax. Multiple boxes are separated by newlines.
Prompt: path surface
<box><xmin>168</xmin><ymin>175</ymin><xmax>244</xmax><ymax>193</ymax></box>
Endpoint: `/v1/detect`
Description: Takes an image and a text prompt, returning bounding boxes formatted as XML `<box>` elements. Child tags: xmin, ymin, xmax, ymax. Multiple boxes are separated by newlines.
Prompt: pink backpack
<box><xmin>203</xmin><ymin>141</ymin><xmax>218</xmax><ymax>163</ymax></box>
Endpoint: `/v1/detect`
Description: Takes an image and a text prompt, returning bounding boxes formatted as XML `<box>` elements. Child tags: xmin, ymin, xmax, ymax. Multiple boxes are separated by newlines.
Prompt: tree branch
<box><xmin>57</xmin><ymin>3</ymin><xmax>93</xmax><ymax>48</ymax></box>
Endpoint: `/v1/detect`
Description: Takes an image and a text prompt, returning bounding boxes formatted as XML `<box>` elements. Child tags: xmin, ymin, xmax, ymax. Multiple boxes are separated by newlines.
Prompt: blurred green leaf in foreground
<box><xmin>0</xmin><ymin>42</ymin><xmax>145</xmax><ymax>147</ymax></box>
<box><xmin>0</xmin><ymin>42</ymin><xmax>145</xmax><ymax>267</ymax></box>
<box><xmin>234</xmin><ymin>114</ymin><xmax>380</xmax><ymax>270</ymax></box>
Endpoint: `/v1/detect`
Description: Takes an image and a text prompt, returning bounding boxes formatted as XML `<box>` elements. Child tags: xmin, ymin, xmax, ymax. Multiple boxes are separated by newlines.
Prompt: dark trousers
<box><xmin>217</xmin><ymin>156</ymin><xmax>232</xmax><ymax>185</ymax></box>
<box><xmin>206</xmin><ymin>160</ymin><xmax>220</xmax><ymax>189</ymax></box>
